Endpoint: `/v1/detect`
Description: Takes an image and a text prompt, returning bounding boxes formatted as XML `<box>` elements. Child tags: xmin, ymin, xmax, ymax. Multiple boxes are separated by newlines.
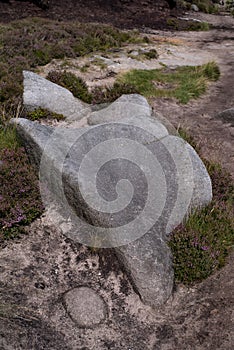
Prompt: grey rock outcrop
<box><xmin>12</xmin><ymin>94</ymin><xmax>212</xmax><ymax>307</ymax></box>
<box><xmin>23</xmin><ymin>71</ymin><xmax>91</xmax><ymax>121</ymax></box>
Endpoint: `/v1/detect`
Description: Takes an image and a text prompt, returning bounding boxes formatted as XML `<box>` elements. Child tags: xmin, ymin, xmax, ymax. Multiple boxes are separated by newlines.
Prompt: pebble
<box><xmin>63</xmin><ymin>287</ymin><xmax>107</xmax><ymax>327</ymax></box>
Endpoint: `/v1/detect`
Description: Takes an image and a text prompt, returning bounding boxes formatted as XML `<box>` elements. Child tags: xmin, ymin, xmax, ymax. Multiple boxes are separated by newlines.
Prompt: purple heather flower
<box><xmin>193</xmin><ymin>237</ymin><xmax>199</xmax><ymax>247</ymax></box>
<box><xmin>201</xmin><ymin>246</ymin><xmax>209</xmax><ymax>251</ymax></box>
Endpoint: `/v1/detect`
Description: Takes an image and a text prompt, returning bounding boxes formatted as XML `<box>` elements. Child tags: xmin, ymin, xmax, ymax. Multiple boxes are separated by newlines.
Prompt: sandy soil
<box><xmin>0</xmin><ymin>5</ymin><xmax>233</xmax><ymax>350</ymax></box>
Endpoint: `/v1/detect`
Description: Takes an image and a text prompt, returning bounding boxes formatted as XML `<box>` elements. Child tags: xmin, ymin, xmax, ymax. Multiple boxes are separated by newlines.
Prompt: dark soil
<box><xmin>0</xmin><ymin>0</ymin><xmax>181</xmax><ymax>29</ymax></box>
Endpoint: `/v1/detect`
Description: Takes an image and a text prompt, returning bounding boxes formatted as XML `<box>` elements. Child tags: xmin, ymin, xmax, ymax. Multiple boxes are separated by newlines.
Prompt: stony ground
<box><xmin>0</xmin><ymin>4</ymin><xmax>234</xmax><ymax>350</ymax></box>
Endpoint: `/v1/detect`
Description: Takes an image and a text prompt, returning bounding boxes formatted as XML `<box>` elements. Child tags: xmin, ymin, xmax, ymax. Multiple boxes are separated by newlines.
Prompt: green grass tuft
<box><xmin>118</xmin><ymin>62</ymin><xmax>220</xmax><ymax>104</ymax></box>
<box><xmin>0</xmin><ymin>126</ymin><xmax>20</xmax><ymax>151</ymax></box>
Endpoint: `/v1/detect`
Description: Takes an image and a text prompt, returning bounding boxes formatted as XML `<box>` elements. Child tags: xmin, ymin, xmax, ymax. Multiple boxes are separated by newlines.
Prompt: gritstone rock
<box><xmin>12</xmin><ymin>94</ymin><xmax>212</xmax><ymax>307</ymax></box>
<box><xmin>23</xmin><ymin>71</ymin><xmax>90</xmax><ymax>121</ymax></box>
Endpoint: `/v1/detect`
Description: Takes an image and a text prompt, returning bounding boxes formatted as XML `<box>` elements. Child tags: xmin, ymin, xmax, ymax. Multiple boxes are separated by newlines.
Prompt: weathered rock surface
<box><xmin>63</xmin><ymin>287</ymin><xmax>107</xmax><ymax>327</ymax></box>
<box><xmin>23</xmin><ymin>71</ymin><xmax>91</xmax><ymax>121</ymax></box>
<box><xmin>215</xmin><ymin>107</ymin><xmax>234</xmax><ymax>126</ymax></box>
<box><xmin>88</xmin><ymin>94</ymin><xmax>152</xmax><ymax>125</ymax></box>
<box><xmin>12</xmin><ymin>94</ymin><xmax>212</xmax><ymax>307</ymax></box>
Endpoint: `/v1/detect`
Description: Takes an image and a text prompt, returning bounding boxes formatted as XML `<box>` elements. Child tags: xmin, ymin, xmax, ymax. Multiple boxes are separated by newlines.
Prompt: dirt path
<box><xmin>150</xmin><ymin>23</ymin><xmax>234</xmax><ymax>178</ymax></box>
<box><xmin>0</xmin><ymin>12</ymin><xmax>234</xmax><ymax>350</ymax></box>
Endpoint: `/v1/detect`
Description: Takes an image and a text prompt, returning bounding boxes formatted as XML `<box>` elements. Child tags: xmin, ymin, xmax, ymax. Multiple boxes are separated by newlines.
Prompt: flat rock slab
<box><xmin>12</xmin><ymin>94</ymin><xmax>212</xmax><ymax>307</ymax></box>
<box><xmin>63</xmin><ymin>287</ymin><xmax>107</xmax><ymax>327</ymax></box>
<box><xmin>23</xmin><ymin>71</ymin><xmax>91</xmax><ymax>121</ymax></box>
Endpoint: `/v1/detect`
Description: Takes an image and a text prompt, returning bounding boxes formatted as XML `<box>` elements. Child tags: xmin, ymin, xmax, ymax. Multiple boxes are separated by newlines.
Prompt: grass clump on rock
<box><xmin>169</xmin><ymin>129</ymin><xmax>234</xmax><ymax>285</ymax></box>
<box><xmin>118</xmin><ymin>61</ymin><xmax>220</xmax><ymax>104</ymax></box>
<box><xmin>26</xmin><ymin>108</ymin><xmax>65</xmax><ymax>121</ymax></box>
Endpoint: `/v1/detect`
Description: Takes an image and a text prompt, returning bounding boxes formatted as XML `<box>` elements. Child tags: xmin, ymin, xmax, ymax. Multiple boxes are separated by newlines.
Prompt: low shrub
<box><xmin>169</xmin><ymin>130</ymin><xmax>234</xmax><ymax>285</ymax></box>
<box><xmin>187</xmin><ymin>21</ymin><xmax>210</xmax><ymax>31</ymax></box>
<box><xmin>0</xmin><ymin>147</ymin><xmax>44</xmax><ymax>241</ymax></box>
<box><xmin>184</xmin><ymin>0</ymin><xmax>219</xmax><ymax>13</ymax></box>
<box><xmin>47</xmin><ymin>70</ymin><xmax>92</xmax><ymax>103</ymax></box>
<box><xmin>26</xmin><ymin>108</ymin><xmax>65</xmax><ymax>121</ymax></box>
<box><xmin>91</xmin><ymin>82</ymin><xmax>139</xmax><ymax>104</ymax></box>
<box><xmin>142</xmin><ymin>49</ymin><xmax>159</xmax><ymax>60</ymax></box>
<box><xmin>0</xmin><ymin>18</ymin><xmax>141</xmax><ymax>119</ymax></box>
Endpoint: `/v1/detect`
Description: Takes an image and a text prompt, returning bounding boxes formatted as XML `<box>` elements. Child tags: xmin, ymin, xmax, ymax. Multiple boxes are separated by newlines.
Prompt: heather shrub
<box><xmin>0</xmin><ymin>18</ymin><xmax>141</xmax><ymax>115</ymax></box>
<box><xmin>47</xmin><ymin>71</ymin><xmax>92</xmax><ymax>103</ymax></box>
<box><xmin>169</xmin><ymin>130</ymin><xmax>234</xmax><ymax>285</ymax></box>
<box><xmin>91</xmin><ymin>82</ymin><xmax>139</xmax><ymax>104</ymax></box>
<box><xmin>0</xmin><ymin>147</ymin><xmax>43</xmax><ymax>241</ymax></box>
<box><xmin>26</xmin><ymin>108</ymin><xmax>65</xmax><ymax>121</ymax></box>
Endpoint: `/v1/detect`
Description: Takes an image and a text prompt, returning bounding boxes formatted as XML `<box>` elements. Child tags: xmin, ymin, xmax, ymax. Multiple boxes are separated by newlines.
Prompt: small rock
<box><xmin>63</xmin><ymin>287</ymin><xmax>107</xmax><ymax>327</ymax></box>
<box><xmin>34</xmin><ymin>282</ymin><xmax>46</xmax><ymax>289</ymax></box>
<box><xmin>191</xmin><ymin>4</ymin><xmax>199</xmax><ymax>12</ymax></box>
<box><xmin>215</xmin><ymin>107</ymin><xmax>234</xmax><ymax>126</ymax></box>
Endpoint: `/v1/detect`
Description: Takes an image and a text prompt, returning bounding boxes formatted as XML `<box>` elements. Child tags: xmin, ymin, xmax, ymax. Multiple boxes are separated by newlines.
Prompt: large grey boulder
<box><xmin>12</xmin><ymin>95</ymin><xmax>212</xmax><ymax>307</ymax></box>
<box><xmin>23</xmin><ymin>71</ymin><xmax>91</xmax><ymax>121</ymax></box>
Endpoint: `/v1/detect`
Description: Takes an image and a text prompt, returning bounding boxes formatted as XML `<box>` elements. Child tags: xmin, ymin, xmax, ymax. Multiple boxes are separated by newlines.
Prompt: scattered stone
<box><xmin>63</xmin><ymin>287</ymin><xmax>107</xmax><ymax>327</ymax></box>
<box><xmin>12</xmin><ymin>94</ymin><xmax>212</xmax><ymax>307</ymax></box>
<box><xmin>128</xmin><ymin>48</ymin><xmax>159</xmax><ymax>60</ymax></box>
<box><xmin>91</xmin><ymin>55</ymin><xmax>115</xmax><ymax>67</ymax></box>
<box><xmin>215</xmin><ymin>107</ymin><xmax>234</xmax><ymax>126</ymax></box>
<box><xmin>191</xmin><ymin>4</ymin><xmax>199</xmax><ymax>12</ymax></box>
<box><xmin>23</xmin><ymin>71</ymin><xmax>91</xmax><ymax>121</ymax></box>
